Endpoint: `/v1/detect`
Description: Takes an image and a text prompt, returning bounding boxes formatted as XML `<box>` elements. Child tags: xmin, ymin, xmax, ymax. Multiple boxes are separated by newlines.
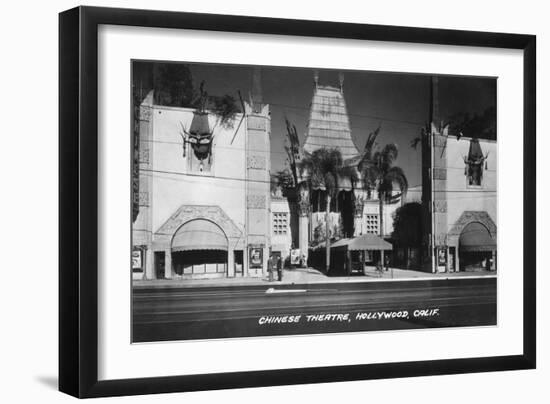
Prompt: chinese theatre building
<box><xmin>422</xmin><ymin>78</ymin><xmax>497</xmax><ymax>273</ymax></box>
<box><xmin>132</xmin><ymin>89</ymin><xmax>271</xmax><ymax>280</ymax></box>
<box><xmin>294</xmin><ymin>73</ymin><xmax>404</xmax><ymax>265</ymax></box>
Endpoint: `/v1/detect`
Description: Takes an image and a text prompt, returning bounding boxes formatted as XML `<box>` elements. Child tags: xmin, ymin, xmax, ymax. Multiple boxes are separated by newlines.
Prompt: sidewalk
<box><xmin>133</xmin><ymin>266</ymin><xmax>496</xmax><ymax>289</ymax></box>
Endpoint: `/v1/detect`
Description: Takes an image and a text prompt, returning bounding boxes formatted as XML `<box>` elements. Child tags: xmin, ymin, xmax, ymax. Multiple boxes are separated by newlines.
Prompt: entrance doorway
<box><xmin>458</xmin><ymin>222</ymin><xmax>496</xmax><ymax>271</ymax></box>
<box><xmin>154</xmin><ymin>251</ymin><xmax>165</xmax><ymax>279</ymax></box>
<box><xmin>234</xmin><ymin>250</ymin><xmax>244</xmax><ymax>276</ymax></box>
<box><xmin>170</xmin><ymin>219</ymin><xmax>229</xmax><ymax>278</ymax></box>
<box><xmin>172</xmin><ymin>250</ymin><xmax>227</xmax><ymax>276</ymax></box>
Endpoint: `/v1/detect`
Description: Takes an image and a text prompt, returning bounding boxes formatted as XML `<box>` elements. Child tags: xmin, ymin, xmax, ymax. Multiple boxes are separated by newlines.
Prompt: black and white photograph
<box><xmin>131</xmin><ymin>61</ymin><xmax>497</xmax><ymax>342</ymax></box>
<box><xmin>2</xmin><ymin>0</ymin><xmax>544</xmax><ymax>402</ymax></box>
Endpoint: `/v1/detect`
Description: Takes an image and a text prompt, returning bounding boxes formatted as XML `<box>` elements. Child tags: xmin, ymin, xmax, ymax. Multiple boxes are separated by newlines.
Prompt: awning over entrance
<box><xmin>331</xmin><ymin>234</ymin><xmax>393</xmax><ymax>251</ymax></box>
<box><xmin>459</xmin><ymin>222</ymin><xmax>496</xmax><ymax>252</ymax></box>
<box><xmin>171</xmin><ymin>219</ymin><xmax>228</xmax><ymax>252</ymax></box>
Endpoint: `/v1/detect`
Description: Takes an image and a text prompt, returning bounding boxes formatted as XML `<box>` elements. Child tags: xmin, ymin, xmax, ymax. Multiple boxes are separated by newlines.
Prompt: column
<box><xmin>227</xmin><ymin>249</ymin><xmax>235</xmax><ymax>277</ymax></box>
<box><xmin>298</xmin><ymin>190</ymin><xmax>310</xmax><ymax>264</ymax></box>
<box><xmin>244</xmin><ymin>248</ymin><xmax>249</xmax><ymax>277</ymax></box>
<box><xmin>299</xmin><ymin>217</ymin><xmax>309</xmax><ymax>262</ymax></box>
<box><xmin>455</xmin><ymin>248</ymin><xmax>460</xmax><ymax>272</ymax></box>
<box><xmin>164</xmin><ymin>249</ymin><xmax>172</xmax><ymax>279</ymax></box>
<box><xmin>263</xmin><ymin>246</ymin><xmax>269</xmax><ymax>277</ymax></box>
<box><xmin>145</xmin><ymin>248</ymin><xmax>155</xmax><ymax>280</ymax></box>
<box><xmin>353</xmin><ymin>189</ymin><xmax>365</xmax><ymax>237</ymax></box>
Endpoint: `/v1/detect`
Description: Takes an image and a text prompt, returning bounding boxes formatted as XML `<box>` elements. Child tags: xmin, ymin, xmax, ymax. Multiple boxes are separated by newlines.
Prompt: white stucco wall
<box><xmin>363</xmin><ymin>199</ymin><xmax>400</xmax><ymax>237</ymax></box>
<box><xmin>270</xmin><ymin>198</ymin><xmax>292</xmax><ymax>258</ymax></box>
<box><xmin>444</xmin><ymin>136</ymin><xmax>497</xmax><ymax>230</ymax></box>
<box><xmin>150</xmin><ymin>106</ymin><xmax>247</xmax><ymax>236</ymax></box>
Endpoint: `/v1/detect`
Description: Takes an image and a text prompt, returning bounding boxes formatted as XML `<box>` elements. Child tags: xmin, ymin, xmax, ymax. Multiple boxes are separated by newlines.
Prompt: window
<box><xmin>272</xmin><ymin>212</ymin><xmax>288</xmax><ymax>235</ymax></box>
<box><xmin>365</xmin><ymin>214</ymin><xmax>379</xmax><ymax>235</ymax></box>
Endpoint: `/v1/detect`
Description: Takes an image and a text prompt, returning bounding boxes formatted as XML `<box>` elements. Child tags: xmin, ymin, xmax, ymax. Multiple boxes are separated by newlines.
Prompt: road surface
<box><xmin>132</xmin><ymin>278</ymin><xmax>496</xmax><ymax>342</ymax></box>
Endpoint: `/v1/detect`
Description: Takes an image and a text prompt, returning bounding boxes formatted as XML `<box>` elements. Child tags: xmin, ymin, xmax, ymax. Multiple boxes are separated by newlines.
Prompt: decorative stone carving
<box><xmin>139</xmin><ymin>149</ymin><xmax>150</xmax><ymax>163</ymax></box>
<box><xmin>432</xmin><ymin>168</ymin><xmax>447</xmax><ymax>180</ymax></box>
<box><xmin>353</xmin><ymin>189</ymin><xmax>366</xmax><ymax>218</ymax></box>
<box><xmin>298</xmin><ymin>183</ymin><xmax>310</xmax><ymax>217</ymax></box>
<box><xmin>448</xmin><ymin>211</ymin><xmax>497</xmax><ymax>238</ymax></box>
<box><xmin>247</xmin><ymin>195</ymin><xmax>266</xmax><ymax>209</ymax></box>
<box><xmin>435</xmin><ymin>233</ymin><xmax>448</xmax><ymax>246</ymax></box>
<box><xmin>155</xmin><ymin>205</ymin><xmax>242</xmax><ymax>239</ymax></box>
<box><xmin>138</xmin><ymin>192</ymin><xmax>149</xmax><ymax>206</ymax></box>
<box><xmin>247</xmin><ymin>155</ymin><xmax>266</xmax><ymax>170</ymax></box>
<box><xmin>139</xmin><ymin>106</ymin><xmax>152</xmax><ymax>121</ymax></box>
<box><xmin>433</xmin><ymin>200</ymin><xmax>447</xmax><ymax>213</ymax></box>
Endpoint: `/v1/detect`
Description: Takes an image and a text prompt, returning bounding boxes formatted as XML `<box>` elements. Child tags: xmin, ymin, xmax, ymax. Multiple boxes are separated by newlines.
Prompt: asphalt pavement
<box><xmin>132</xmin><ymin>277</ymin><xmax>496</xmax><ymax>342</ymax></box>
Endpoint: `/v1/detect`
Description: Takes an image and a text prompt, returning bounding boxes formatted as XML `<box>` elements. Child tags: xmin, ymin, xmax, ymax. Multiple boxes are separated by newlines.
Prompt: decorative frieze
<box><xmin>247</xmin><ymin>155</ymin><xmax>266</xmax><ymax>170</ymax></box>
<box><xmin>139</xmin><ymin>192</ymin><xmax>149</xmax><ymax>206</ymax></box>
<box><xmin>298</xmin><ymin>184</ymin><xmax>310</xmax><ymax>217</ymax></box>
<box><xmin>247</xmin><ymin>194</ymin><xmax>266</xmax><ymax>209</ymax></box>
<box><xmin>139</xmin><ymin>106</ymin><xmax>152</xmax><ymax>121</ymax></box>
<box><xmin>432</xmin><ymin>168</ymin><xmax>447</xmax><ymax>180</ymax></box>
<box><xmin>139</xmin><ymin>149</ymin><xmax>150</xmax><ymax>163</ymax></box>
<box><xmin>448</xmin><ymin>211</ymin><xmax>497</xmax><ymax>238</ymax></box>
<box><xmin>298</xmin><ymin>200</ymin><xmax>310</xmax><ymax>217</ymax></box>
<box><xmin>353</xmin><ymin>189</ymin><xmax>366</xmax><ymax>218</ymax></box>
<box><xmin>435</xmin><ymin>233</ymin><xmax>448</xmax><ymax>246</ymax></box>
<box><xmin>433</xmin><ymin>200</ymin><xmax>447</xmax><ymax>213</ymax></box>
<box><xmin>155</xmin><ymin>205</ymin><xmax>242</xmax><ymax>238</ymax></box>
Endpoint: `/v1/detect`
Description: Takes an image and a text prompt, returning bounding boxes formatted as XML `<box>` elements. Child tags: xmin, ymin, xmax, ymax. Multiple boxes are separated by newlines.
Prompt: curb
<box><xmin>132</xmin><ymin>273</ymin><xmax>497</xmax><ymax>289</ymax></box>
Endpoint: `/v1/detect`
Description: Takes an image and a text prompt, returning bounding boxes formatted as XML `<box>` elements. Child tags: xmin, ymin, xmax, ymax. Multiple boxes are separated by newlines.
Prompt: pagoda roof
<box><xmin>303</xmin><ymin>84</ymin><xmax>360</xmax><ymax>161</ymax></box>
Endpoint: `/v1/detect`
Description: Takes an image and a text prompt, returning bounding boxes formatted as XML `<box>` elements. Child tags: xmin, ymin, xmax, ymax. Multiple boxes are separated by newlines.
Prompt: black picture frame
<box><xmin>59</xmin><ymin>6</ymin><xmax>536</xmax><ymax>398</ymax></box>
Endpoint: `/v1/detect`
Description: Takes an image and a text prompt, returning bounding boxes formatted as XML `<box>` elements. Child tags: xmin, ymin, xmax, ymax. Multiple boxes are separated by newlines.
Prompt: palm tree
<box><xmin>359</xmin><ymin>128</ymin><xmax>408</xmax><ymax>239</ymax></box>
<box><xmin>299</xmin><ymin>148</ymin><xmax>345</xmax><ymax>273</ymax></box>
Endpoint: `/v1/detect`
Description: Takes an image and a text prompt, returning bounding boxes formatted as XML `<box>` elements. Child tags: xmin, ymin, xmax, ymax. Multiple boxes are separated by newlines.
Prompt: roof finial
<box><xmin>314</xmin><ymin>70</ymin><xmax>319</xmax><ymax>88</ymax></box>
<box><xmin>339</xmin><ymin>72</ymin><xmax>344</xmax><ymax>93</ymax></box>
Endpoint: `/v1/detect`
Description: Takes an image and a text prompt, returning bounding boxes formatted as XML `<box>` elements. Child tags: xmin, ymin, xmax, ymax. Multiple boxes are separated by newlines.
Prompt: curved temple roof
<box><xmin>303</xmin><ymin>84</ymin><xmax>360</xmax><ymax>161</ymax></box>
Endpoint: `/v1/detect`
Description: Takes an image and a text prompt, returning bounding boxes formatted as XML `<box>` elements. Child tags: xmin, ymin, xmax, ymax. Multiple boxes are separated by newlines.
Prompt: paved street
<box><xmin>132</xmin><ymin>277</ymin><xmax>496</xmax><ymax>342</ymax></box>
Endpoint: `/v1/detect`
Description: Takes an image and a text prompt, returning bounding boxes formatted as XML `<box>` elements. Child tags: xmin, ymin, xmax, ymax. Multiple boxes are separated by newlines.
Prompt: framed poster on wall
<box><xmin>59</xmin><ymin>6</ymin><xmax>536</xmax><ymax>398</ymax></box>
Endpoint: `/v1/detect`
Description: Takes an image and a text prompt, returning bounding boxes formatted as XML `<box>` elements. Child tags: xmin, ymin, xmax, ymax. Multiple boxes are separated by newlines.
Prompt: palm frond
<box><xmin>364</xmin><ymin>125</ymin><xmax>381</xmax><ymax>159</ymax></box>
<box><xmin>339</xmin><ymin>164</ymin><xmax>359</xmax><ymax>185</ymax></box>
<box><xmin>384</xmin><ymin>166</ymin><xmax>409</xmax><ymax>195</ymax></box>
<box><xmin>380</xmin><ymin>143</ymin><xmax>399</xmax><ymax>168</ymax></box>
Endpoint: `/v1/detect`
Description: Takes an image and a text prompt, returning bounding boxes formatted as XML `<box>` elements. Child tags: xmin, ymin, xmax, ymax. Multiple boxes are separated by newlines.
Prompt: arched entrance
<box><xmin>171</xmin><ymin>219</ymin><xmax>228</xmax><ymax>278</ymax></box>
<box><xmin>459</xmin><ymin>221</ymin><xmax>496</xmax><ymax>271</ymax></box>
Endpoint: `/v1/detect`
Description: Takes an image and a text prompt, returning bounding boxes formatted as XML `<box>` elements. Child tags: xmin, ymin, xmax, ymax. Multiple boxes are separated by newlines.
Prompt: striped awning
<box><xmin>459</xmin><ymin>222</ymin><xmax>496</xmax><ymax>252</ymax></box>
<box><xmin>171</xmin><ymin>219</ymin><xmax>228</xmax><ymax>252</ymax></box>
